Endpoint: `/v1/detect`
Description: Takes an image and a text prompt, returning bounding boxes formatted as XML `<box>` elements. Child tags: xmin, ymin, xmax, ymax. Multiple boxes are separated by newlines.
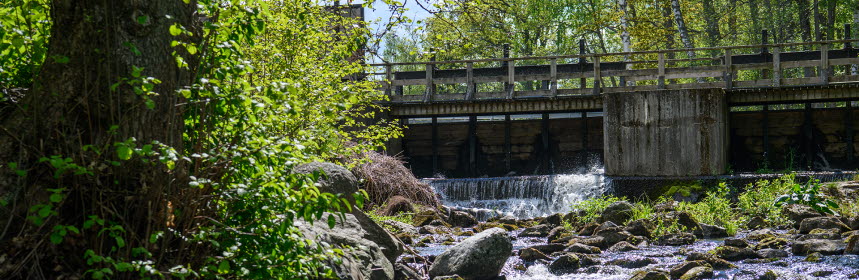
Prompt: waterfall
<box><xmin>427</xmin><ymin>166</ymin><xmax>606</xmax><ymax>220</ymax></box>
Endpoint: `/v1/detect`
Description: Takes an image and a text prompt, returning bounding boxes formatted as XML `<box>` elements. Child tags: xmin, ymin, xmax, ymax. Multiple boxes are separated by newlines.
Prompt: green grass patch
<box><xmin>570</xmin><ymin>195</ymin><xmax>623</xmax><ymax>225</ymax></box>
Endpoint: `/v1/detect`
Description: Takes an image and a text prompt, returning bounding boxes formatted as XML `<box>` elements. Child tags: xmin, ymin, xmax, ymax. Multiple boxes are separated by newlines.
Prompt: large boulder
<box><xmin>293</xmin><ymin>162</ymin><xmax>359</xmax><ymax>203</ymax></box>
<box><xmin>625</xmin><ymin>219</ymin><xmax>655</xmax><ymax>237</ymax></box>
<box><xmin>296</xmin><ymin>212</ymin><xmax>403</xmax><ymax>280</ymax></box>
<box><xmin>712</xmin><ymin>246</ymin><xmax>759</xmax><ymax>261</ymax></box>
<box><xmin>519</xmin><ymin>224</ymin><xmax>554</xmax><ymax>238</ymax></box>
<box><xmin>791</xmin><ymin>239</ymin><xmax>846</xmax><ymax>255</ymax></box>
<box><xmin>846</xmin><ymin>234</ymin><xmax>859</xmax><ymax>255</ymax></box>
<box><xmin>548</xmin><ymin>253</ymin><xmax>600</xmax><ymax>275</ymax></box>
<box><xmin>782</xmin><ymin>204</ymin><xmax>822</xmax><ymax>228</ymax></box>
<box><xmin>798</xmin><ymin>217</ymin><xmax>851</xmax><ymax>234</ymax></box>
<box><xmin>448</xmin><ymin>211</ymin><xmax>478</xmax><ymax>228</ymax></box>
<box><xmin>429</xmin><ymin>228</ymin><xmax>512</xmax><ymax>280</ymax></box>
<box><xmin>601</xmin><ymin>201</ymin><xmax>634</xmax><ymax>224</ymax></box>
<box><xmin>655</xmin><ymin>232</ymin><xmax>696</xmax><ymax>246</ymax></box>
<box><xmin>629</xmin><ymin>269</ymin><xmax>670</xmax><ymax>280</ymax></box>
<box><xmin>670</xmin><ymin>261</ymin><xmax>710</xmax><ymax>279</ymax></box>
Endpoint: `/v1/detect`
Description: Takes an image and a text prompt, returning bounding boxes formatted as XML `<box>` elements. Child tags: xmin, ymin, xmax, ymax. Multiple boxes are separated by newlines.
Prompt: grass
<box><xmin>677</xmin><ymin>183</ymin><xmax>740</xmax><ymax>235</ymax></box>
<box><xmin>366</xmin><ymin>206</ymin><xmax>415</xmax><ymax>233</ymax></box>
<box><xmin>570</xmin><ymin>195</ymin><xmax>623</xmax><ymax>225</ymax></box>
<box><xmin>737</xmin><ymin>174</ymin><xmax>795</xmax><ymax>227</ymax></box>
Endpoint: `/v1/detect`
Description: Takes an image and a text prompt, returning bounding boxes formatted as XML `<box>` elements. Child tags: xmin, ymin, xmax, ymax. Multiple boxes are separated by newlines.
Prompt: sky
<box><xmin>347</xmin><ymin>0</ymin><xmax>434</xmax><ymax>63</ymax></box>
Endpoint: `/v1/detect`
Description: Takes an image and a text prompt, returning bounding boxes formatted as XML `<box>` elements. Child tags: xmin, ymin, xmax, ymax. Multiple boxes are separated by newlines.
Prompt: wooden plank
<box><xmin>468</xmin><ymin>116</ymin><xmax>477</xmax><ymax>176</ymax></box>
<box><xmin>593</xmin><ymin>56</ymin><xmax>601</xmax><ymax>94</ymax></box>
<box><xmin>783</xmin><ymin>77</ymin><xmax>822</xmax><ymax>86</ymax></box>
<box><xmin>432</xmin><ymin>116</ymin><xmax>438</xmax><ymax>174</ymax></box>
<box><xmin>505</xmin><ymin>114</ymin><xmax>511</xmax><ymax>172</ymax></box>
<box><xmin>664</xmin><ymin>82</ymin><xmax>724</xmax><ymax>90</ymax></box>
<box><xmin>424</xmin><ymin>63</ymin><xmax>434</xmax><ymax>102</ymax></box>
<box><xmin>829</xmin><ymin>57</ymin><xmax>859</xmax><ymax>66</ymax></box>
<box><xmin>724</xmin><ymin>49</ymin><xmax>733</xmax><ymax>89</ymax></box>
<box><xmin>542</xmin><ymin>113</ymin><xmax>550</xmax><ymax>174</ymax></box>
<box><xmin>848</xmin><ymin>103</ymin><xmax>855</xmax><ymax>163</ymax></box>
<box><xmin>773</xmin><ymin>47</ymin><xmax>781</xmax><ymax>87</ymax></box>
<box><xmin>507</xmin><ymin>59</ymin><xmax>515</xmax><ymax>99</ymax></box>
<box><xmin>385</xmin><ymin>64</ymin><xmax>393</xmax><ymax>96</ymax></box>
<box><xmin>550</xmin><ymin>58</ymin><xmax>558</xmax><ymax>97</ymax></box>
<box><xmin>830</xmin><ymin>75</ymin><xmax>859</xmax><ymax>83</ymax></box>
<box><xmin>733</xmin><ymin>62</ymin><xmax>771</xmax><ymax>71</ymax></box>
<box><xmin>781</xmin><ymin>60</ymin><xmax>819</xmax><ymax>69</ymax></box>
<box><xmin>466</xmin><ymin>62</ymin><xmax>475</xmax><ymax>100</ymax></box>
<box><xmin>658</xmin><ymin>53</ymin><xmax>666</xmax><ymax>89</ymax></box>
<box><xmin>820</xmin><ymin>44</ymin><xmax>829</xmax><ymax>85</ymax></box>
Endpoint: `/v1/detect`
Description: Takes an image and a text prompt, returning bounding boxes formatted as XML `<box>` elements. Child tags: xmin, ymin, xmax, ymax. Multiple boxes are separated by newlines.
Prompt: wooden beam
<box><xmin>582</xmin><ymin>111</ymin><xmax>589</xmax><ymax>164</ymax></box>
<box><xmin>763</xmin><ymin>105</ymin><xmax>770</xmax><ymax>164</ymax></box>
<box><xmin>507</xmin><ymin>59</ymin><xmax>515</xmax><ymax>100</ymax></box>
<box><xmin>542</xmin><ymin>113</ymin><xmax>551</xmax><ymax>174</ymax></box>
<box><xmin>505</xmin><ymin>114</ymin><xmax>511</xmax><ymax>172</ymax></box>
<box><xmin>847</xmin><ymin>101</ymin><xmax>855</xmax><ymax>164</ymax></box>
<box><xmin>658</xmin><ymin>53</ymin><xmax>666</xmax><ymax>89</ymax></box>
<box><xmin>468</xmin><ymin>115</ymin><xmax>477</xmax><ymax>176</ymax></box>
<box><xmin>820</xmin><ymin>44</ymin><xmax>830</xmax><ymax>85</ymax></box>
<box><xmin>466</xmin><ymin>62</ymin><xmax>475</xmax><ymax>100</ymax></box>
<box><xmin>550</xmin><ymin>58</ymin><xmax>558</xmax><ymax>97</ymax></box>
<box><xmin>724</xmin><ymin>49</ymin><xmax>733</xmax><ymax>90</ymax></box>
<box><xmin>432</xmin><ymin>116</ymin><xmax>438</xmax><ymax>175</ymax></box>
<box><xmin>772</xmin><ymin>47</ymin><xmax>781</xmax><ymax>87</ymax></box>
<box><xmin>424</xmin><ymin>63</ymin><xmax>434</xmax><ymax>103</ymax></box>
<box><xmin>804</xmin><ymin>103</ymin><xmax>814</xmax><ymax>169</ymax></box>
<box><xmin>592</xmin><ymin>56</ymin><xmax>601</xmax><ymax>95</ymax></box>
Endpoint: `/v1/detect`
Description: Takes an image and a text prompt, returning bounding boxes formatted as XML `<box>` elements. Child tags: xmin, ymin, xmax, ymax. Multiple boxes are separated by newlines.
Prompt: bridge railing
<box><xmin>368</xmin><ymin>38</ymin><xmax>859</xmax><ymax>104</ymax></box>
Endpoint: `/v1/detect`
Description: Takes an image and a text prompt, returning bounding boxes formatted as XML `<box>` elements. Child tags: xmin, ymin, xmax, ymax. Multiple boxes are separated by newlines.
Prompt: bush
<box><xmin>774</xmin><ymin>178</ymin><xmax>839</xmax><ymax>215</ymax></box>
<box><xmin>738</xmin><ymin>174</ymin><xmax>794</xmax><ymax>227</ymax></box>
<box><xmin>677</xmin><ymin>183</ymin><xmax>740</xmax><ymax>235</ymax></box>
<box><xmin>570</xmin><ymin>195</ymin><xmax>623</xmax><ymax>225</ymax></box>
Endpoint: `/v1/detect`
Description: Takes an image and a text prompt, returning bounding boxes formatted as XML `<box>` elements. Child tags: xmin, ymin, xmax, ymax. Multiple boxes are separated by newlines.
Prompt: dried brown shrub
<box><xmin>349</xmin><ymin>151</ymin><xmax>439</xmax><ymax>208</ymax></box>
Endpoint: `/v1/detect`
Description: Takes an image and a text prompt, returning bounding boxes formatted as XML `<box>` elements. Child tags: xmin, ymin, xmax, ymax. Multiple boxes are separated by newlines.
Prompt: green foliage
<box><xmin>0</xmin><ymin>0</ymin><xmax>50</xmax><ymax>90</ymax></box>
<box><xmin>838</xmin><ymin>199</ymin><xmax>859</xmax><ymax>218</ymax></box>
<box><xmin>570</xmin><ymin>195</ymin><xmax>622</xmax><ymax>225</ymax></box>
<box><xmin>366</xmin><ymin>207</ymin><xmax>414</xmax><ymax>233</ymax></box>
<box><xmin>651</xmin><ymin>215</ymin><xmax>687</xmax><ymax>238</ymax></box>
<box><xmin>774</xmin><ymin>178</ymin><xmax>840</xmax><ymax>215</ymax></box>
<box><xmin>629</xmin><ymin>200</ymin><xmax>655</xmax><ymax>222</ymax></box>
<box><xmin>738</xmin><ymin>174</ymin><xmax>794</xmax><ymax>226</ymax></box>
<box><xmin>677</xmin><ymin>182</ymin><xmax>740</xmax><ymax>235</ymax></box>
<box><xmin>663</xmin><ymin>181</ymin><xmax>705</xmax><ymax>198</ymax></box>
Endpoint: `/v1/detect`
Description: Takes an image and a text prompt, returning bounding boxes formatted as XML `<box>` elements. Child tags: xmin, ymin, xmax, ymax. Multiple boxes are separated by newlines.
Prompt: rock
<box><xmin>747</xmin><ymin>216</ymin><xmax>768</xmax><ymax>229</ymax></box>
<box><xmin>601</xmin><ymin>201</ymin><xmax>634</xmax><ymax>224</ymax></box>
<box><xmin>414</xmin><ymin>210</ymin><xmax>445</xmax><ymax>227</ymax></box>
<box><xmin>843</xmin><ymin>216</ymin><xmax>859</xmax><ymax>230</ymax></box>
<box><xmin>565</xmin><ymin>243</ymin><xmax>601</xmax><ymax>254</ymax></box>
<box><xmin>747</xmin><ymin>228</ymin><xmax>777</xmax><ymax>240</ymax></box>
<box><xmin>594</xmin><ymin>225</ymin><xmax>632</xmax><ymax>247</ymax></box>
<box><xmin>577</xmin><ymin>223</ymin><xmax>599</xmax><ymax>236</ymax></box>
<box><xmin>685</xmin><ymin>252</ymin><xmax>735</xmax><ymax>269</ymax></box>
<box><xmin>655</xmin><ymin>233</ymin><xmax>696</xmax><ymax>246</ymax></box>
<box><xmin>812</xmin><ymin>271</ymin><xmax>835</xmax><ymax>277</ymax></box>
<box><xmin>625</xmin><ymin>219</ymin><xmax>655</xmax><ymax>237</ymax></box>
<box><xmin>758</xmin><ymin>270</ymin><xmax>779</xmax><ymax>280</ymax></box>
<box><xmin>518</xmin><ymin>247</ymin><xmax>550</xmax><ymax>262</ymax></box>
<box><xmin>296</xmin><ymin>212</ymin><xmax>403</xmax><ymax>280</ymax></box>
<box><xmin>381</xmin><ymin>195</ymin><xmax>414</xmax><ymax>216</ymax></box>
<box><xmin>804</xmin><ymin>252</ymin><xmax>823</xmax><ymax>262</ymax></box>
<box><xmin>383</xmin><ymin>220</ymin><xmax>419</xmax><ymax>236</ymax></box>
<box><xmin>395</xmin><ymin>263</ymin><xmax>423</xmax><ymax>280</ymax></box>
<box><xmin>846</xmin><ymin>233</ymin><xmax>859</xmax><ymax>255</ymax></box>
<box><xmin>608</xmin><ymin>241</ymin><xmax>639</xmax><ymax>252</ymax></box>
<box><xmin>547</xmin><ymin>226</ymin><xmax>567</xmax><ymax>242</ymax></box>
<box><xmin>432</xmin><ymin>276</ymin><xmax>464</xmax><ymax>280</ymax></box>
<box><xmin>680</xmin><ymin>266</ymin><xmax>714</xmax><ymax>280</ymax></box>
<box><xmin>448</xmin><ymin>211</ymin><xmax>478</xmax><ymax>228</ymax></box>
<box><xmin>782</xmin><ymin>204</ymin><xmax>822</xmax><ymax>228</ymax></box>
<box><xmin>724</xmin><ymin>238</ymin><xmax>749</xmax><ymax>248</ymax></box>
<box><xmin>549</xmin><ymin>253</ymin><xmax>600</xmax><ymax>275</ymax></box>
<box><xmin>654</xmin><ymin>200</ymin><xmax>678</xmax><ymax>212</ymax></box>
<box><xmin>519</xmin><ymin>224</ymin><xmax>553</xmax><ymax>238</ymax></box>
<box><xmin>541</xmin><ymin>213</ymin><xmax>563</xmax><ymax>227</ymax></box>
<box><xmin>293</xmin><ymin>162</ymin><xmax>359</xmax><ymax>202</ymax></box>
<box><xmin>429</xmin><ymin>219</ymin><xmax>452</xmax><ymax>227</ymax></box>
<box><xmin>699</xmin><ymin>223</ymin><xmax>729</xmax><ymax>238</ymax></box>
<box><xmin>799</xmin><ymin>216</ymin><xmax>851</xmax><ymax>234</ymax></box>
<box><xmin>396</xmin><ymin>233</ymin><xmax>414</xmax><ymax>245</ymax></box>
<box><xmin>670</xmin><ymin>261</ymin><xmax>710</xmax><ymax>279</ymax></box>
<box><xmin>754</xmin><ymin>236</ymin><xmax>787</xmax><ymax>250</ymax></box>
<box><xmin>629</xmin><ymin>269</ymin><xmax>670</xmax><ymax>280</ymax></box>
<box><xmin>428</xmin><ymin>228</ymin><xmax>512</xmax><ymax>280</ymax></box>
<box><xmin>606</xmin><ymin>257</ymin><xmax>657</xmax><ymax>268</ymax></box>
<box><xmin>526</xmin><ymin>244</ymin><xmax>566</xmax><ymax>255</ymax></box>
<box><xmin>791</xmin><ymin>239</ymin><xmax>846</xmax><ymax>255</ymax></box>
<box><xmin>548</xmin><ymin>253</ymin><xmax>581</xmax><ymax>275</ymax></box>
<box><xmin>757</xmin><ymin>249</ymin><xmax>789</xmax><ymax>259</ymax></box>
<box><xmin>713</xmin><ymin>245</ymin><xmax>759</xmax><ymax>261</ymax></box>
<box><xmin>572</xmin><ymin>236</ymin><xmax>605</xmax><ymax>248</ymax></box>
<box><xmin>676</xmin><ymin>212</ymin><xmax>702</xmax><ymax>233</ymax></box>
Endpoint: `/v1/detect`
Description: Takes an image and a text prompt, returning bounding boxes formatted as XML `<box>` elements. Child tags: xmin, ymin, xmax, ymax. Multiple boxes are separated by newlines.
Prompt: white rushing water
<box><xmin>427</xmin><ymin>166</ymin><xmax>606</xmax><ymax>220</ymax></box>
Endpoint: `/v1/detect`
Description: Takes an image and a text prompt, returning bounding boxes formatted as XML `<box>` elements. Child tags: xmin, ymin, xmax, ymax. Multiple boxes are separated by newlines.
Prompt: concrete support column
<box><xmin>604</xmin><ymin>88</ymin><xmax>728</xmax><ymax>176</ymax></box>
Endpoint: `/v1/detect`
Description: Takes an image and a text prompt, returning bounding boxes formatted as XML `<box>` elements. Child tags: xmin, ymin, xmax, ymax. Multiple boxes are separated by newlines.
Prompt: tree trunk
<box><xmin>826</xmin><ymin>0</ymin><xmax>837</xmax><ymax>40</ymax></box>
<box><xmin>618</xmin><ymin>0</ymin><xmax>633</xmax><ymax>86</ymax></box>
<box><xmin>814</xmin><ymin>0</ymin><xmax>824</xmax><ymax>40</ymax></box>
<box><xmin>750</xmin><ymin>0</ymin><xmax>761</xmax><ymax>37</ymax></box>
<box><xmin>0</xmin><ymin>0</ymin><xmax>199</xmax><ymax>275</ymax></box>
<box><xmin>702</xmin><ymin>0</ymin><xmax>721</xmax><ymax>47</ymax></box>
<box><xmin>799</xmin><ymin>0</ymin><xmax>816</xmax><ymax>77</ymax></box>
<box><xmin>671</xmin><ymin>0</ymin><xmax>703</xmax><ymax>82</ymax></box>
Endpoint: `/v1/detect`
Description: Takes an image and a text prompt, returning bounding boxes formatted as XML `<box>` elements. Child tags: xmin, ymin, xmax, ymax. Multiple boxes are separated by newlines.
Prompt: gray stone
<box><xmin>746</xmin><ymin>216</ymin><xmax>768</xmax><ymax>229</ymax></box>
<box><xmin>757</xmin><ymin>249</ymin><xmax>789</xmax><ymax>259</ymax></box>
<box><xmin>541</xmin><ymin>213</ymin><xmax>563</xmax><ymax>227</ymax></box>
<box><xmin>791</xmin><ymin>239</ymin><xmax>846</xmax><ymax>255</ymax></box>
<box><xmin>601</xmin><ymin>201</ymin><xmax>634</xmax><ymax>224</ymax></box>
<box><xmin>518</xmin><ymin>247</ymin><xmax>550</xmax><ymax>262</ymax></box>
<box><xmin>296</xmin><ymin>212</ymin><xmax>403</xmax><ymax>280</ymax></box>
<box><xmin>448</xmin><ymin>211</ymin><xmax>478</xmax><ymax>228</ymax></box>
<box><xmin>680</xmin><ymin>266</ymin><xmax>714</xmax><ymax>280</ymax></box>
<box><xmin>713</xmin><ymin>245</ymin><xmax>759</xmax><ymax>261</ymax></box>
<box><xmin>428</xmin><ymin>227</ymin><xmax>512</xmax><ymax>280</ymax></box>
<box><xmin>699</xmin><ymin>223</ymin><xmax>729</xmax><ymax>238</ymax></box>
<box><xmin>625</xmin><ymin>219</ymin><xmax>655</xmax><ymax>237</ymax></box>
<box><xmin>782</xmin><ymin>204</ymin><xmax>822</xmax><ymax>228</ymax></box>
<box><xmin>293</xmin><ymin>162</ymin><xmax>359</xmax><ymax>202</ymax></box>
<box><xmin>565</xmin><ymin>243</ymin><xmax>602</xmax><ymax>254</ymax></box>
<box><xmin>629</xmin><ymin>269</ymin><xmax>670</xmax><ymax>280</ymax></box>
<box><xmin>526</xmin><ymin>243</ymin><xmax>566</xmax><ymax>255</ymax></box>
<box><xmin>519</xmin><ymin>224</ymin><xmax>553</xmax><ymax>238</ymax></box>
<box><xmin>685</xmin><ymin>252</ymin><xmax>735</xmax><ymax>269</ymax></box>
<box><xmin>655</xmin><ymin>232</ymin><xmax>696</xmax><ymax>246</ymax></box>
<box><xmin>547</xmin><ymin>226</ymin><xmax>567</xmax><ymax>242</ymax></box>
<box><xmin>606</xmin><ymin>256</ymin><xmax>657</xmax><ymax>268</ymax></box>
<box><xmin>670</xmin><ymin>261</ymin><xmax>710</xmax><ymax>279</ymax></box>
<box><xmin>608</xmin><ymin>241</ymin><xmax>639</xmax><ymax>252</ymax></box>
<box><xmin>724</xmin><ymin>238</ymin><xmax>749</xmax><ymax>248</ymax></box>
<box><xmin>846</xmin><ymin>234</ymin><xmax>859</xmax><ymax>255</ymax></box>
<box><xmin>548</xmin><ymin>253</ymin><xmax>581</xmax><ymax>275</ymax></box>
<box><xmin>799</xmin><ymin>216</ymin><xmax>851</xmax><ymax>234</ymax></box>
<box><xmin>383</xmin><ymin>220</ymin><xmax>418</xmax><ymax>236</ymax></box>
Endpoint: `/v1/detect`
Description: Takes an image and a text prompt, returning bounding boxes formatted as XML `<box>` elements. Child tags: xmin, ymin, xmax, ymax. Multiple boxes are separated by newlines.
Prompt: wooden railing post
<box><xmin>466</xmin><ymin>62</ymin><xmax>475</xmax><ymax>100</ymax></box>
<box><xmin>384</xmin><ymin>63</ymin><xmax>393</xmax><ymax>97</ymax></box>
<box><xmin>431</xmin><ymin>116</ymin><xmax>438</xmax><ymax>175</ymax></box>
<box><xmin>579</xmin><ymin>39</ymin><xmax>587</xmax><ymax>89</ymax></box>
<box><xmin>657</xmin><ymin>53</ymin><xmax>666</xmax><ymax>89</ymax></box>
<box><xmin>820</xmin><ymin>43</ymin><xmax>829</xmax><ymax>85</ymax></box>
<box><xmin>424</xmin><ymin>62</ymin><xmax>434</xmax><ymax>102</ymax></box>
<box><xmin>550</xmin><ymin>58</ymin><xmax>558</xmax><ymax>97</ymax></box>
<box><xmin>592</xmin><ymin>56</ymin><xmax>601</xmax><ymax>94</ymax></box>
<box><xmin>772</xmin><ymin>46</ymin><xmax>781</xmax><ymax>87</ymax></box>
<box><xmin>847</xmin><ymin>101</ymin><xmax>855</xmax><ymax>164</ymax></box>
<box><xmin>723</xmin><ymin>49</ymin><xmax>733</xmax><ymax>90</ymax></box>
<box><xmin>507</xmin><ymin>58</ymin><xmax>515</xmax><ymax>99</ymax></box>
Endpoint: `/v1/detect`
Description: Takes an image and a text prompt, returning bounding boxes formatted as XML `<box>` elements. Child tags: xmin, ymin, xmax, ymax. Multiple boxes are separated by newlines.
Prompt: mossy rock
<box><xmin>804</xmin><ymin>252</ymin><xmax>823</xmax><ymax>262</ymax></box>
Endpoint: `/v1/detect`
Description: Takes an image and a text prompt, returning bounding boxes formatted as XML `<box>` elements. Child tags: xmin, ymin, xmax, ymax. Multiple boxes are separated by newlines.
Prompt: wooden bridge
<box><xmin>369</xmin><ymin>38</ymin><xmax>859</xmax><ymax>118</ymax></box>
<box><xmin>369</xmin><ymin>35</ymin><xmax>859</xmax><ymax>178</ymax></box>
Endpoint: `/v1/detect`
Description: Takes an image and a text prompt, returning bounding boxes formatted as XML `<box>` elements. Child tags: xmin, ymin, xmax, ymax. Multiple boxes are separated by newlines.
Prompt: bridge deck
<box><xmin>370</xmin><ymin>39</ymin><xmax>859</xmax><ymax>117</ymax></box>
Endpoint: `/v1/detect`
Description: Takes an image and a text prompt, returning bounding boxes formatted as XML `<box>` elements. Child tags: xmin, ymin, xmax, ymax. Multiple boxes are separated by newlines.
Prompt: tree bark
<box><xmin>0</xmin><ymin>0</ymin><xmax>199</xmax><ymax>275</ymax></box>
<box><xmin>799</xmin><ymin>0</ymin><xmax>816</xmax><ymax>77</ymax></box>
<box><xmin>702</xmin><ymin>0</ymin><xmax>721</xmax><ymax>47</ymax></box>
<box><xmin>618</xmin><ymin>0</ymin><xmax>633</xmax><ymax>86</ymax></box>
<box><xmin>814</xmin><ymin>0</ymin><xmax>824</xmax><ymax>40</ymax></box>
<box><xmin>671</xmin><ymin>0</ymin><xmax>703</xmax><ymax>82</ymax></box>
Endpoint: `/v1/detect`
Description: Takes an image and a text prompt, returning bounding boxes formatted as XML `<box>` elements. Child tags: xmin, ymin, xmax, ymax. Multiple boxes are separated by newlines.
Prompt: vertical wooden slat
<box><xmin>820</xmin><ymin>43</ymin><xmax>829</xmax><ymax>85</ymax></box>
<box><xmin>847</xmin><ymin>101</ymin><xmax>855</xmax><ymax>164</ymax></box>
<box><xmin>592</xmin><ymin>56</ymin><xmax>601</xmax><ymax>95</ymax></box>
<box><xmin>466</xmin><ymin>62</ymin><xmax>475</xmax><ymax>100</ymax></box>
<box><xmin>431</xmin><ymin>116</ymin><xmax>438</xmax><ymax>175</ymax></box>
<box><xmin>804</xmin><ymin>103</ymin><xmax>814</xmax><ymax>169</ymax></box>
<box><xmin>424</xmin><ymin>63</ymin><xmax>434</xmax><ymax>102</ymax></box>
<box><xmin>385</xmin><ymin>64</ymin><xmax>392</xmax><ymax>97</ymax></box>
<box><xmin>469</xmin><ymin>115</ymin><xmax>477</xmax><ymax>176</ymax></box>
<box><xmin>550</xmin><ymin>58</ymin><xmax>558</xmax><ymax>97</ymax></box>
<box><xmin>762</xmin><ymin>105</ymin><xmax>770</xmax><ymax>164</ymax></box>
<box><xmin>579</xmin><ymin>39</ymin><xmax>587</xmax><ymax>89</ymax></box>
<box><xmin>772</xmin><ymin>46</ymin><xmax>781</xmax><ymax>87</ymax></box>
<box><xmin>582</xmin><ymin>111</ymin><xmax>589</xmax><ymax>160</ymax></box>
<box><xmin>504</xmin><ymin>114</ymin><xmax>511</xmax><ymax>172</ymax></box>
<box><xmin>507</xmin><ymin>58</ymin><xmax>515</xmax><ymax>99</ymax></box>
<box><xmin>724</xmin><ymin>49</ymin><xmax>733</xmax><ymax>90</ymax></box>
<box><xmin>542</xmin><ymin>113</ymin><xmax>551</xmax><ymax>174</ymax></box>
<box><xmin>658</xmin><ymin>53</ymin><xmax>666</xmax><ymax>89</ymax></box>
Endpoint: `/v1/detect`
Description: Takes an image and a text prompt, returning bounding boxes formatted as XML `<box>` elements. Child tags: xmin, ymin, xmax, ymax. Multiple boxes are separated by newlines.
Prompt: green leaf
<box><xmin>38</xmin><ymin>206</ymin><xmax>51</xmax><ymax>218</ymax></box>
<box><xmin>116</xmin><ymin>145</ymin><xmax>132</xmax><ymax>160</ymax></box>
<box><xmin>327</xmin><ymin>214</ymin><xmax>336</xmax><ymax>229</ymax></box>
<box><xmin>136</xmin><ymin>15</ymin><xmax>148</xmax><ymax>25</ymax></box>
<box><xmin>169</xmin><ymin>24</ymin><xmax>183</xmax><ymax>36</ymax></box>
<box><xmin>50</xmin><ymin>232</ymin><xmax>63</xmax><ymax>244</ymax></box>
<box><xmin>49</xmin><ymin>193</ymin><xmax>63</xmax><ymax>203</ymax></box>
<box><xmin>115</xmin><ymin>262</ymin><xmax>133</xmax><ymax>272</ymax></box>
<box><xmin>217</xmin><ymin>260</ymin><xmax>230</xmax><ymax>274</ymax></box>
<box><xmin>92</xmin><ymin>271</ymin><xmax>104</xmax><ymax>280</ymax></box>
<box><xmin>185</xmin><ymin>44</ymin><xmax>197</xmax><ymax>55</ymax></box>
<box><xmin>145</xmin><ymin>98</ymin><xmax>155</xmax><ymax>109</ymax></box>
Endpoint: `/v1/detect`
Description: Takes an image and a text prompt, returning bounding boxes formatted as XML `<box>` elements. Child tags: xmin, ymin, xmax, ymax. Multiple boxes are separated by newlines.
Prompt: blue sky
<box><xmin>350</xmin><ymin>0</ymin><xmax>434</xmax><ymax>62</ymax></box>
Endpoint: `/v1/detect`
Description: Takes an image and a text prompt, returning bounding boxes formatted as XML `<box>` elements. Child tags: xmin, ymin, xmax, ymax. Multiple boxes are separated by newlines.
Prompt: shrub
<box><xmin>774</xmin><ymin>178</ymin><xmax>839</xmax><ymax>215</ymax></box>
<box><xmin>677</xmin><ymin>183</ymin><xmax>740</xmax><ymax>235</ymax></box>
<box><xmin>738</xmin><ymin>174</ymin><xmax>794</xmax><ymax>227</ymax></box>
<box><xmin>570</xmin><ymin>195</ymin><xmax>623</xmax><ymax>225</ymax></box>
<box><xmin>629</xmin><ymin>201</ymin><xmax>655</xmax><ymax>222</ymax></box>
<box><xmin>366</xmin><ymin>207</ymin><xmax>415</xmax><ymax>234</ymax></box>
